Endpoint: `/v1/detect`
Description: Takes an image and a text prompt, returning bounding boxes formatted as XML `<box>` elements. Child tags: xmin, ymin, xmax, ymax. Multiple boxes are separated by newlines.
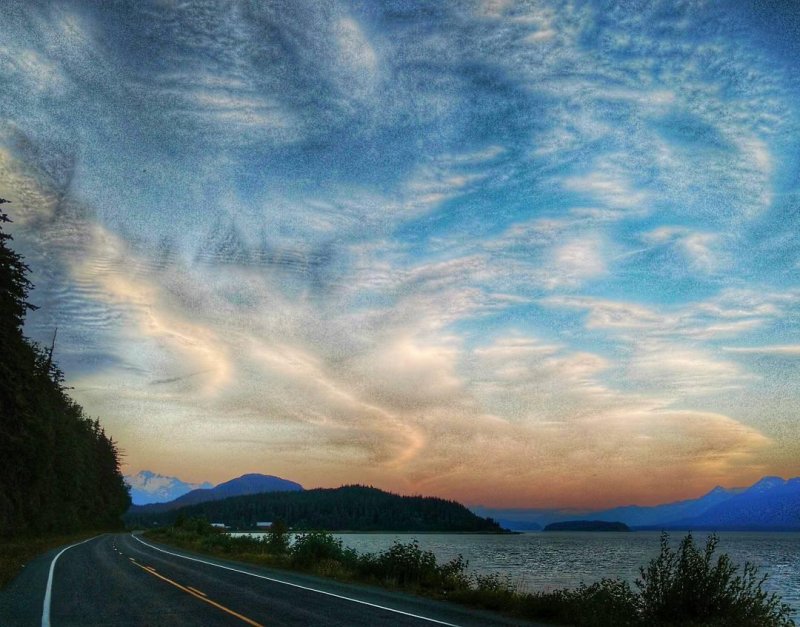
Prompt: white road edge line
<box><xmin>42</xmin><ymin>535</ymin><xmax>103</xmax><ymax>627</ymax></box>
<box><xmin>131</xmin><ymin>534</ymin><xmax>462</xmax><ymax>627</ymax></box>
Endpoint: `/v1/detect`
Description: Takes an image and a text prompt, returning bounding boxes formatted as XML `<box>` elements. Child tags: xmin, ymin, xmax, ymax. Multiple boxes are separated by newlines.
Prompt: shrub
<box><xmin>366</xmin><ymin>540</ymin><xmax>438</xmax><ymax>587</ymax></box>
<box><xmin>357</xmin><ymin>540</ymin><xmax>470</xmax><ymax>593</ymax></box>
<box><xmin>636</xmin><ymin>532</ymin><xmax>795</xmax><ymax>627</ymax></box>
<box><xmin>460</xmin><ymin>572</ymin><xmax>515</xmax><ymax>610</ymax></box>
<box><xmin>174</xmin><ymin>515</ymin><xmax>214</xmax><ymax>536</ymax></box>
<box><xmin>265</xmin><ymin>519</ymin><xmax>290</xmax><ymax>555</ymax></box>
<box><xmin>290</xmin><ymin>531</ymin><xmax>348</xmax><ymax>568</ymax></box>
<box><xmin>567</xmin><ymin>578</ymin><xmax>640</xmax><ymax>627</ymax></box>
<box><xmin>510</xmin><ymin>533</ymin><xmax>795</xmax><ymax>627</ymax></box>
<box><xmin>506</xmin><ymin>579</ymin><xmax>639</xmax><ymax>626</ymax></box>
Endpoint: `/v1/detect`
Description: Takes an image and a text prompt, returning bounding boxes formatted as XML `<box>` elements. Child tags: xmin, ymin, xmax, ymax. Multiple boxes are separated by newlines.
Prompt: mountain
<box><xmin>567</xmin><ymin>485</ymin><xmax>742</xmax><ymax>528</ymax></box>
<box><xmin>127</xmin><ymin>473</ymin><xmax>303</xmax><ymax>514</ymax></box>
<box><xmin>125</xmin><ymin>484</ymin><xmax>506</xmax><ymax>532</ymax></box>
<box><xmin>124</xmin><ymin>470</ymin><xmax>214</xmax><ymax>505</ymax></box>
<box><xmin>544</xmin><ymin>520</ymin><xmax>630</xmax><ymax>532</ymax></box>
<box><xmin>661</xmin><ymin>477</ymin><xmax>800</xmax><ymax>530</ymax></box>
<box><xmin>472</xmin><ymin>485</ymin><xmax>739</xmax><ymax>529</ymax></box>
<box><xmin>474</xmin><ymin>477</ymin><xmax>800</xmax><ymax>531</ymax></box>
<box><xmin>496</xmin><ymin>519</ymin><xmax>542</xmax><ymax>531</ymax></box>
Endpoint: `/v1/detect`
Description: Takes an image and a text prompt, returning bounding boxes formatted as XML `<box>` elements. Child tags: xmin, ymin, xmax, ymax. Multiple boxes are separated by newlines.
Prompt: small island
<box><xmin>544</xmin><ymin>520</ymin><xmax>631</xmax><ymax>532</ymax></box>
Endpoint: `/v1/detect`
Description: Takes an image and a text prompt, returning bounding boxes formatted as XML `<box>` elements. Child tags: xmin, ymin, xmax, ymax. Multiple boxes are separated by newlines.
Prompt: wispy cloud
<box><xmin>724</xmin><ymin>345</ymin><xmax>800</xmax><ymax>356</ymax></box>
<box><xmin>641</xmin><ymin>227</ymin><xmax>724</xmax><ymax>273</ymax></box>
<box><xmin>1</xmin><ymin>0</ymin><xmax>798</xmax><ymax>506</ymax></box>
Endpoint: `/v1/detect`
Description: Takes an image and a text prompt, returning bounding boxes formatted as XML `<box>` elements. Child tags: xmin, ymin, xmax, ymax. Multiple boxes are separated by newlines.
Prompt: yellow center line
<box><xmin>187</xmin><ymin>586</ymin><xmax>207</xmax><ymax>597</ymax></box>
<box><xmin>129</xmin><ymin>560</ymin><xmax>264</xmax><ymax>627</ymax></box>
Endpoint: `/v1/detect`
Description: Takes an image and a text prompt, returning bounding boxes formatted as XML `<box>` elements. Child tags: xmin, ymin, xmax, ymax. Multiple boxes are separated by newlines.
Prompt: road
<box><xmin>0</xmin><ymin>533</ymin><xmax>545</xmax><ymax>626</ymax></box>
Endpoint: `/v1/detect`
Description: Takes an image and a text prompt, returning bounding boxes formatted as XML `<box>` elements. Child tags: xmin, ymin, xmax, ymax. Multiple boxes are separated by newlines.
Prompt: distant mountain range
<box><xmin>544</xmin><ymin>521</ymin><xmax>631</xmax><ymax>532</ymax></box>
<box><xmin>127</xmin><ymin>472</ymin><xmax>800</xmax><ymax>531</ymax></box>
<box><xmin>127</xmin><ymin>473</ymin><xmax>303</xmax><ymax>514</ymax></box>
<box><xmin>474</xmin><ymin>476</ymin><xmax>800</xmax><ymax>531</ymax></box>
<box><xmin>660</xmin><ymin>477</ymin><xmax>800</xmax><ymax>530</ymax></box>
<box><xmin>124</xmin><ymin>470</ymin><xmax>214</xmax><ymax>505</ymax></box>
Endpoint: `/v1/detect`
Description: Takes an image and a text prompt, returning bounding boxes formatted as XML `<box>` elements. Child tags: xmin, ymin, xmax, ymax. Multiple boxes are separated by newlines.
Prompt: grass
<box><xmin>146</xmin><ymin>519</ymin><xmax>797</xmax><ymax>626</ymax></box>
<box><xmin>0</xmin><ymin>530</ymin><xmax>108</xmax><ymax>589</ymax></box>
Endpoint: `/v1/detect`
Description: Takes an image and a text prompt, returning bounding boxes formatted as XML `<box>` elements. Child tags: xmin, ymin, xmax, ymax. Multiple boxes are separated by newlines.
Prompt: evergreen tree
<box><xmin>0</xmin><ymin>200</ymin><xmax>130</xmax><ymax>536</ymax></box>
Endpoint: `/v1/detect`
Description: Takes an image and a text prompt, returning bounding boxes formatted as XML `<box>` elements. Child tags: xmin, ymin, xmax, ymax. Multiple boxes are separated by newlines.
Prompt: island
<box><xmin>543</xmin><ymin>520</ymin><xmax>631</xmax><ymax>532</ymax></box>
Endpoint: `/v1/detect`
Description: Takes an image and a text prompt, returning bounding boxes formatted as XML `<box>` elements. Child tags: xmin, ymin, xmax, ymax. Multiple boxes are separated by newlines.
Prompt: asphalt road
<box><xmin>0</xmin><ymin>533</ymin><xmax>546</xmax><ymax>626</ymax></box>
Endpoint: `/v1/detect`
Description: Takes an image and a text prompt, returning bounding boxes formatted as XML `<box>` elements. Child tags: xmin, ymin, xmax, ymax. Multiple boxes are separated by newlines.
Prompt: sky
<box><xmin>1</xmin><ymin>0</ymin><xmax>799</xmax><ymax>509</ymax></box>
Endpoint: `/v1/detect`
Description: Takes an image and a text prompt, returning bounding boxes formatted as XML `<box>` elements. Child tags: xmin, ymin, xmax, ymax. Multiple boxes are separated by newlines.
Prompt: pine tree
<box><xmin>0</xmin><ymin>199</ymin><xmax>130</xmax><ymax>536</ymax></box>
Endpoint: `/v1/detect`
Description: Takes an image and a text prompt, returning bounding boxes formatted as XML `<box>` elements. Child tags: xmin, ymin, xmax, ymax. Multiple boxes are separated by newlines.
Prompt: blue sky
<box><xmin>1</xmin><ymin>0</ymin><xmax>799</xmax><ymax>507</ymax></box>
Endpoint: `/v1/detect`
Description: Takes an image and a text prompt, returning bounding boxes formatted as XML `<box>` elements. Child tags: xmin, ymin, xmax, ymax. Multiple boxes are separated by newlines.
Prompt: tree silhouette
<box><xmin>0</xmin><ymin>200</ymin><xmax>130</xmax><ymax>536</ymax></box>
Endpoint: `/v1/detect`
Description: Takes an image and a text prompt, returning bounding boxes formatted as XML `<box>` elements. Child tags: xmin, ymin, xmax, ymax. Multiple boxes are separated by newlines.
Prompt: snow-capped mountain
<box><xmin>124</xmin><ymin>470</ymin><xmax>214</xmax><ymax>505</ymax></box>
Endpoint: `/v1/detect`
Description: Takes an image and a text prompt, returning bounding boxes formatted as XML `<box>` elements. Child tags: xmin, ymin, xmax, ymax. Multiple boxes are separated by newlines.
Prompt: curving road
<box><xmin>0</xmin><ymin>533</ymin><xmax>545</xmax><ymax>626</ymax></box>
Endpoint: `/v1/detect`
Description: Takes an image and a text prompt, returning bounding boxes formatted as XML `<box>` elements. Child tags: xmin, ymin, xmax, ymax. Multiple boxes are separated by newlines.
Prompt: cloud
<box><xmin>723</xmin><ymin>345</ymin><xmax>800</xmax><ymax>356</ymax></box>
<box><xmin>1</xmin><ymin>0</ymin><xmax>798</xmax><ymax>507</ymax></box>
<box><xmin>641</xmin><ymin>227</ymin><xmax>724</xmax><ymax>273</ymax></box>
<box><xmin>402</xmin><ymin>335</ymin><xmax>772</xmax><ymax>508</ymax></box>
<box><xmin>543</xmin><ymin>289</ymin><xmax>794</xmax><ymax>340</ymax></box>
<box><xmin>563</xmin><ymin>169</ymin><xmax>649</xmax><ymax>213</ymax></box>
<box><xmin>336</xmin><ymin>17</ymin><xmax>378</xmax><ymax>75</ymax></box>
<box><xmin>549</xmin><ymin>235</ymin><xmax>607</xmax><ymax>286</ymax></box>
<box><xmin>627</xmin><ymin>341</ymin><xmax>753</xmax><ymax>396</ymax></box>
<box><xmin>543</xmin><ymin>296</ymin><xmax>667</xmax><ymax>330</ymax></box>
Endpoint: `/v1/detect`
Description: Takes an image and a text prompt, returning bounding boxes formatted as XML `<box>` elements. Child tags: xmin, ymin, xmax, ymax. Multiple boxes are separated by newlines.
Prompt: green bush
<box><xmin>357</xmin><ymin>540</ymin><xmax>470</xmax><ymax>592</ymax></box>
<box><xmin>174</xmin><ymin>515</ymin><xmax>215</xmax><ymax>536</ymax></box>
<box><xmin>458</xmin><ymin>572</ymin><xmax>516</xmax><ymax>610</ymax></box>
<box><xmin>514</xmin><ymin>534</ymin><xmax>796</xmax><ymax>627</ymax></box>
<box><xmin>266</xmin><ymin>519</ymin><xmax>290</xmax><ymax>555</ymax></box>
<box><xmin>636</xmin><ymin>532</ymin><xmax>795</xmax><ymax>627</ymax></box>
<box><xmin>361</xmin><ymin>540</ymin><xmax>437</xmax><ymax>587</ymax></box>
<box><xmin>566</xmin><ymin>578</ymin><xmax>640</xmax><ymax>627</ymax></box>
<box><xmin>290</xmin><ymin>531</ymin><xmax>349</xmax><ymax>568</ymax></box>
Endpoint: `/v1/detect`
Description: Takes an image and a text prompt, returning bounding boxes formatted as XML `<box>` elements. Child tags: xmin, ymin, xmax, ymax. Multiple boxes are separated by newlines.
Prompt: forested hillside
<box><xmin>126</xmin><ymin>484</ymin><xmax>505</xmax><ymax>532</ymax></box>
<box><xmin>0</xmin><ymin>201</ymin><xmax>130</xmax><ymax>536</ymax></box>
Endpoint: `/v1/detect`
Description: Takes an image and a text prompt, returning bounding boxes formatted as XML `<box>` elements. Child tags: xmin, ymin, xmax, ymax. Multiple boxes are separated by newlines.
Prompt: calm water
<box><xmin>327</xmin><ymin>531</ymin><xmax>800</xmax><ymax>612</ymax></box>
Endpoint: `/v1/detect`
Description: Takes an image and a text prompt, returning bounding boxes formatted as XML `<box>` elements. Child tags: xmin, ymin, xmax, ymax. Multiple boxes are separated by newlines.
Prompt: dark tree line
<box><xmin>126</xmin><ymin>485</ymin><xmax>505</xmax><ymax>532</ymax></box>
<box><xmin>0</xmin><ymin>200</ymin><xmax>130</xmax><ymax>536</ymax></box>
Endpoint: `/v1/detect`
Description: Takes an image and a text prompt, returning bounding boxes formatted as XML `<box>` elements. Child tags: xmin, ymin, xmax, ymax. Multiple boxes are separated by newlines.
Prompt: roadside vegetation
<box><xmin>0</xmin><ymin>530</ymin><xmax>105</xmax><ymax>588</ymax></box>
<box><xmin>148</xmin><ymin>519</ymin><xmax>795</xmax><ymax>626</ymax></box>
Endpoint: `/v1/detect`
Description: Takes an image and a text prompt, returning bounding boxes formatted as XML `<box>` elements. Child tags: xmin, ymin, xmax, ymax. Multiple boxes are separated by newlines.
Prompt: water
<box><xmin>233</xmin><ymin>530</ymin><xmax>800</xmax><ymax>612</ymax></box>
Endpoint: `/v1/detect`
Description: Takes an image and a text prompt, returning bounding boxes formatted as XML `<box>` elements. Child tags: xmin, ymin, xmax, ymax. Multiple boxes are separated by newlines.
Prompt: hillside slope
<box><xmin>126</xmin><ymin>484</ymin><xmax>505</xmax><ymax>532</ymax></box>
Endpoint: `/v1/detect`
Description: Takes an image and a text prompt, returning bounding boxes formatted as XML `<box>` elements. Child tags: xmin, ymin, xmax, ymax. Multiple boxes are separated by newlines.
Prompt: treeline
<box><xmin>0</xmin><ymin>201</ymin><xmax>130</xmax><ymax>536</ymax></box>
<box><xmin>126</xmin><ymin>485</ymin><xmax>505</xmax><ymax>532</ymax></box>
